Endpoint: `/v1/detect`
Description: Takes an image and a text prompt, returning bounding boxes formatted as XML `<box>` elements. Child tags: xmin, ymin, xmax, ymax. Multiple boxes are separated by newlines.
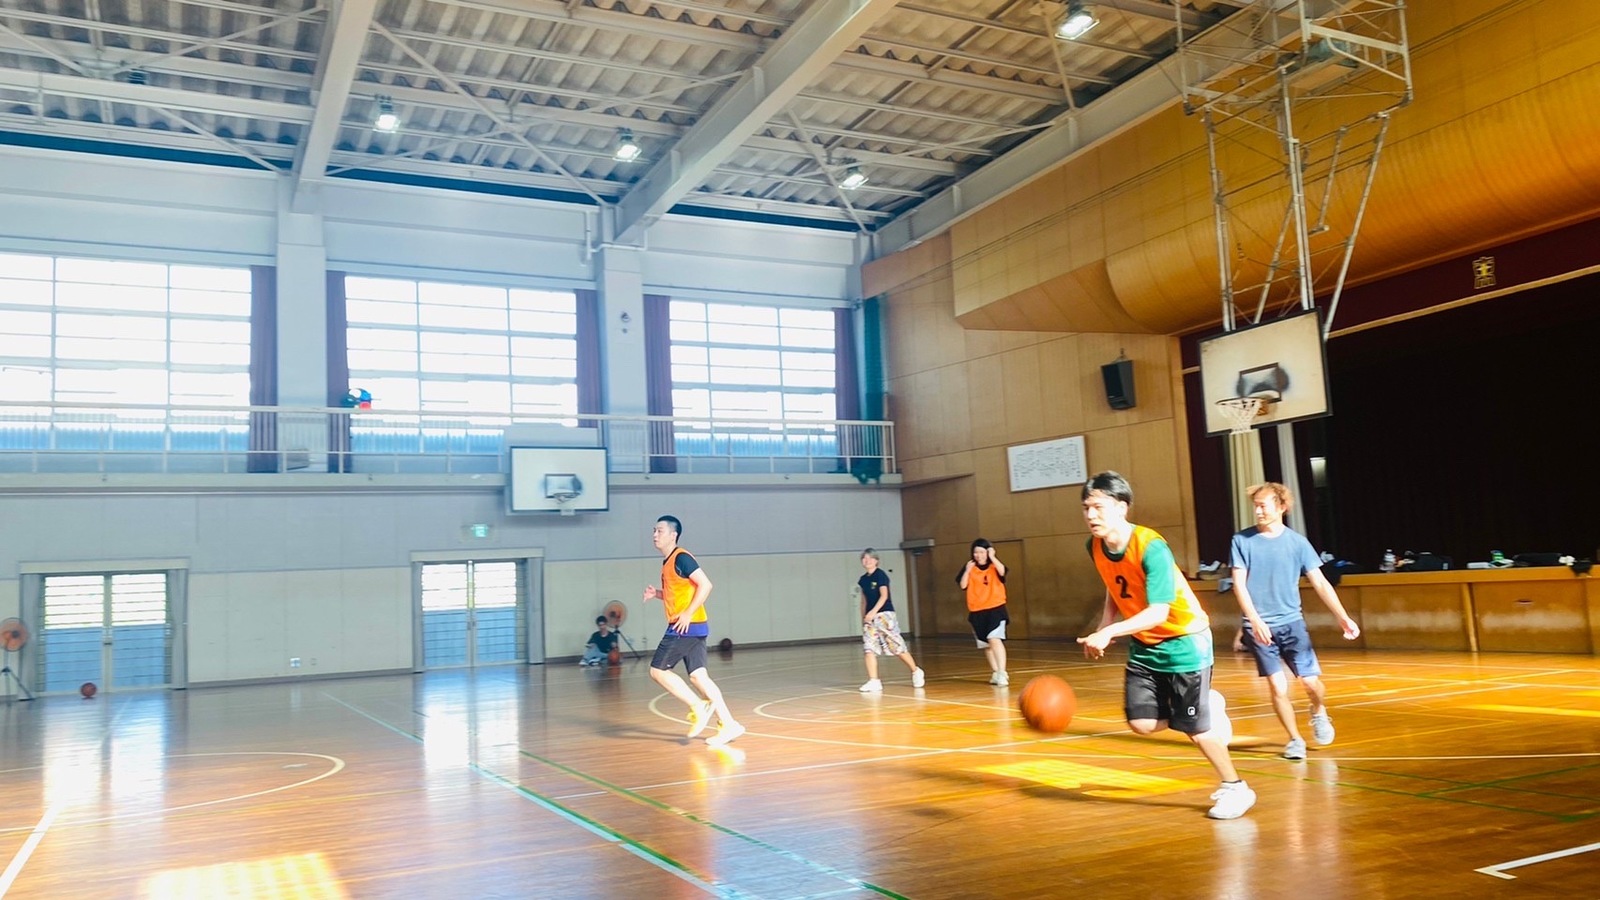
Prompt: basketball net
<box><xmin>1215</xmin><ymin>396</ymin><xmax>1267</xmax><ymax>435</ymax></box>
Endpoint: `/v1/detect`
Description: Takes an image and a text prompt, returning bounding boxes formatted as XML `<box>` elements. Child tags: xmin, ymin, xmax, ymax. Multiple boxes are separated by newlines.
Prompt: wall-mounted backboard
<box><xmin>506</xmin><ymin>446</ymin><xmax>609</xmax><ymax>514</ymax></box>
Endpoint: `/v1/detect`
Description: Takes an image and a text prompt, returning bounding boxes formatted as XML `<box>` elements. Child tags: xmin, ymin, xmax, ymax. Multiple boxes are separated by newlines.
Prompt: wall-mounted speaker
<box><xmin>1102</xmin><ymin>358</ymin><xmax>1135</xmax><ymax>410</ymax></box>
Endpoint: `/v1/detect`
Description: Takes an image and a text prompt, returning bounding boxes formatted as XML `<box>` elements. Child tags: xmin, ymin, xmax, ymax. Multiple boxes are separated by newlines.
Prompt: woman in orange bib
<box><xmin>959</xmin><ymin>538</ymin><xmax>1010</xmax><ymax>686</ymax></box>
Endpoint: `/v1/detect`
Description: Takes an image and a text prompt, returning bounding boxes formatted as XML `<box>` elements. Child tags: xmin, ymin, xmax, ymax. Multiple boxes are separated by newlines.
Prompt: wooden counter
<box><xmin>1193</xmin><ymin>566</ymin><xmax>1599</xmax><ymax>654</ymax></box>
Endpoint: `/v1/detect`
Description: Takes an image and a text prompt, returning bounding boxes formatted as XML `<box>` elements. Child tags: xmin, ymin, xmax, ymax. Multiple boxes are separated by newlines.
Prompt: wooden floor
<box><xmin>4</xmin><ymin>640</ymin><xmax>1600</xmax><ymax>899</ymax></box>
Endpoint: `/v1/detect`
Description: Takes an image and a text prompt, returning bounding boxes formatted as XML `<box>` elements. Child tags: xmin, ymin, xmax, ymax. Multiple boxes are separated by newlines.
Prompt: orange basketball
<box><xmin>608</xmin><ymin>647</ymin><xmax>621</xmax><ymax>666</ymax></box>
<box><xmin>80</xmin><ymin>682</ymin><xmax>98</xmax><ymax>699</ymax></box>
<box><xmin>1018</xmin><ymin>675</ymin><xmax>1076</xmax><ymax>733</ymax></box>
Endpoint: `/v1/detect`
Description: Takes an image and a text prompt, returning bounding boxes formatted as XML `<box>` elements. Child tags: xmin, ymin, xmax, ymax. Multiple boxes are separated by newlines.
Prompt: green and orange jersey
<box><xmin>1087</xmin><ymin>525</ymin><xmax>1213</xmax><ymax>673</ymax></box>
<box><xmin>660</xmin><ymin>547</ymin><xmax>711</xmax><ymax>637</ymax></box>
<box><xmin>961</xmin><ymin>561</ymin><xmax>1007</xmax><ymax>612</ymax></box>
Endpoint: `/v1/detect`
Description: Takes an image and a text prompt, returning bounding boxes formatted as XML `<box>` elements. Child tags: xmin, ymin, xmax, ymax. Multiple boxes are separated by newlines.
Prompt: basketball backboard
<box><xmin>1197</xmin><ymin>309</ymin><xmax>1331</xmax><ymax>435</ymax></box>
<box><xmin>506</xmin><ymin>447</ymin><xmax>609</xmax><ymax>514</ymax></box>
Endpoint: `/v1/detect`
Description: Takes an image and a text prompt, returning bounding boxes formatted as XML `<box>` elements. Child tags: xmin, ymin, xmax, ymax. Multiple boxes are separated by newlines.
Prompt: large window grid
<box><xmin>0</xmin><ymin>253</ymin><xmax>251</xmax><ymax>457</ymax></box>
<box><xmin>344</xmin><ymin>277</ymin><xmax>579</xmax><ymax>458</ymax></box>
<box><xmin>665</xmin><ymin>300</ymin><xmax>840</xmax><ymax>467</ymax></box>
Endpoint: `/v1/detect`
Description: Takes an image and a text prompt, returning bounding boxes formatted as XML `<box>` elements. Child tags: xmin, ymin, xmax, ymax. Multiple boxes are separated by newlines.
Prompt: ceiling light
<box><xmin>373</xmin><ymin>96</ymin><xmax>399</xmax><ymax>133</ymax></box>
<box><xmin>614</xmin><ymin>129</ymin><xmax>642</xmax><ymax>162</ymax></box>
<box><xmin>1056</xmin><ymin>3</ymin><xmax>1098</xmax><ymax>40</ymax></box>
<box><xmin>839</xmin><ymin>166</ymin><xmax>868</xmax><ymax>191</ymax></box>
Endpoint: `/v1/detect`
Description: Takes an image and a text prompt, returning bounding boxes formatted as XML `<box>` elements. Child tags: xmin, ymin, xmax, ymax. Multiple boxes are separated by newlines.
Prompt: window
<box><xmin>345</xmin><ymin>277</ymin><xmax>577</xmax><ymax>420</ymax></box>
<box><xmin>0</xmin><ymin>253</ymin><xmax>251</xmax><ymax>408</ymax></box>
<box><xmin>668</xmin><ymin>301</ymin><xmax>837</xmax><ymax>423</ymax></box>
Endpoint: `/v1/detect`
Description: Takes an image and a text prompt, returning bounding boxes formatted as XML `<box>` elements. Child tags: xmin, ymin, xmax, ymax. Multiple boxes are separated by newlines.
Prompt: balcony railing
<box><xmin>0</xmin><ymin>400</ymin><xmax>895</xmax><ymax>480</ymax></box>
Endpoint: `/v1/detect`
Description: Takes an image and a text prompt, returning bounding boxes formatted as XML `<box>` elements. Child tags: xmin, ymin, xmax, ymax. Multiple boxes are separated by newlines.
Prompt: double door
<box><xmin>418</xmin><ymin>560</ymin><xmax>528</xmax><ymax>668</ymax></box>
<box><xmin>35</xmin><ymin>572</ymin><xmax>175</xmax><ymax>693</ymax></box>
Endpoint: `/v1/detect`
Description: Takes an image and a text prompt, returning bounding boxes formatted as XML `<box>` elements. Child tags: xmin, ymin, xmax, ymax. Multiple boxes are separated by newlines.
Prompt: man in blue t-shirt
<box><xmin>1230</xmin><ymin>482</ymin><xmax>1360</xmax><ymax>761</ymax></box>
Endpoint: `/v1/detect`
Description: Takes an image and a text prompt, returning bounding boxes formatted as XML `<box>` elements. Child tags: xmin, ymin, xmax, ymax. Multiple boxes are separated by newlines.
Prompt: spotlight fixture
<box><xmin>839</xmin><ymin>166</ymin><xmax>868</xmax><ymax>191</ymax></box>
<box><xmin>1056</xmin><ymin>2</ymin><xmax>1098</xmax><ymax>40</ymax></box>
<box><xmin>373</xmin><ymin>96</ymin><xmax>400</xmax><ymax>133</ymax></box>
<box><xmin>614</xmin><ymin>129</ymin><xmax>642</xmax><ymax>162</ymax></box>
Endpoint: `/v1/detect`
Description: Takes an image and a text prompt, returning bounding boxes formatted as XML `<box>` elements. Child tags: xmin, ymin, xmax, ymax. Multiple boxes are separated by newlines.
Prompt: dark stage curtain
<box><xmin>643</xmin><ymin>293</ymin><xmax>676</xmax><ymax>473</ymax></box>
<box><xmin>326</xmin><ymin>271</ymin><xmax>351</xmax><ymax>473</ymax></box>
<box><xmin>247</xmin><ymin>265</ymin><xmax>279</xmax><ymax>473</ymax></box>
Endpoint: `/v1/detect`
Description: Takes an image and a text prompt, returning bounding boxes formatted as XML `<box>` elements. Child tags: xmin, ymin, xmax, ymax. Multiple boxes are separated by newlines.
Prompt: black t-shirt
<box><xmin>858</xmin><ymin>569</ymin><xmax>893</xmax><ymax>613</ymax></box>
<box><xmin>588</xmin><ymin>630</ymin><xmax>619</xmax><ymax>652</ymax></box>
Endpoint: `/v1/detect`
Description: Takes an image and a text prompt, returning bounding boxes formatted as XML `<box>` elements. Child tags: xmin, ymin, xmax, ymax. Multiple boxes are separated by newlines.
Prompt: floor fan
<box><xmin>1</xmin><ymin>618</ymin><xmax>35</xmax><ymax>701</ymax></box>
<box><xmin>602</xmin><ymin>600</ymin><xmax>642</xmax><ymax>660</ymax></box>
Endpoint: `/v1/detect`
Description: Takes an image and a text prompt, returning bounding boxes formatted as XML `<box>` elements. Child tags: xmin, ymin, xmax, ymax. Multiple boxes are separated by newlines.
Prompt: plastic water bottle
<box><xmin>1382</xmin><ymin>549</ymin><xmax>1396</xmax><ymax>573</ymax></box>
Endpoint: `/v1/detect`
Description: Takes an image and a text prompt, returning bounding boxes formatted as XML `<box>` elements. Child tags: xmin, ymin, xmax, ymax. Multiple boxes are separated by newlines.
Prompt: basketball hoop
<box><xmin>1216</xmin><ymin>396</ymin><xmax>1272</xmax><ymax>435</ymax></box>
<box><xmin>552</xmin><ymin>492</ymin><xmax>579</xmax><ymax>517</ymax></box>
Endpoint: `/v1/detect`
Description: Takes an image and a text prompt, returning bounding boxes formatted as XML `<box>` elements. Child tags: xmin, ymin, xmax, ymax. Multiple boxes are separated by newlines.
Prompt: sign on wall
<box><xmin>1006</xmin><ymin>435</ymin><xmax>1087</xmax><ymax>492</ymax></box>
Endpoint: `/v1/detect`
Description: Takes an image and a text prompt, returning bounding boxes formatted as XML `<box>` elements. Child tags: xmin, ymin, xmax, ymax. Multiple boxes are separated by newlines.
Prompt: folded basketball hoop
<box><xmin>1216</xmin><ymin>396</ymin><xmax>1272</xmax><ymax>435</ymax></box>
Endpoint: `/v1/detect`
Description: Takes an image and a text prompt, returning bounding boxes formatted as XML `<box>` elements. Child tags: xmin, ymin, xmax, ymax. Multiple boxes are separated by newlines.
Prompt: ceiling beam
<box><xmin>872</xmin><ymin>5</ymin><xmax>1254</xmax><ymax>256</ymax></box>
<box><xmin>0</xmin><ymin>68</ymin><xmax>312</xmax><ymax>123</ymax></box>
<box><xmin>1098</xmin><ymin>0</ymin><xmax>1227</xmax><ymax>31</ymax></box>
<box><xmin>290</xmin><ymin>0</ymin><xmax>379</xmax><ymax>210</ymax></box>
<box><xmin>611</xmin><ymin>0</ymin><xmax>902</xmax><ymax>244</ymax></box>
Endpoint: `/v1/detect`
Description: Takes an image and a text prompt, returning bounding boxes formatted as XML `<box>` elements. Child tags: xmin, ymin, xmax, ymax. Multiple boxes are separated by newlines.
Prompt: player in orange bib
<box><xmin>643</xmin><ymin>515</ymin><xmax>744</xmax><ymax>747</ymax></box>
<box><xmin>1076</xmin><ymin>471</ymin><xmax>1256</xmax><ymax>820</ymax></box>
<box><xmin>959</xmin><ymin>538</ymin><xmax>1011</xmax><ymax>686</ymax></box>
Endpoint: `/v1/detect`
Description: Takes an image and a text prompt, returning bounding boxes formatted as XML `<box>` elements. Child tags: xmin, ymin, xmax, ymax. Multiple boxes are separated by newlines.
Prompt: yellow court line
<box><xmin>974</xmin><ymin>759</ymin><xmax>1211</xmax><ymax>799</ymax></box>
<box><xmin>1466</xmin><ymin>704</ymin><xmax>1600</xmax><ymax>719</ymax></box>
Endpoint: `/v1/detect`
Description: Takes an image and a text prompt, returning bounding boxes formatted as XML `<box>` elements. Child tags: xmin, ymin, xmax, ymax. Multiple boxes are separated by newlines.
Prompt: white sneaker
<box><xmin>706</xmin><ymin>721</ymin><xmax>746</xmax><ymax>747</ymax></box>
<box><xmin>911</xmin><ymin>668</ymin><xmax>926</xmax><ymax>688</ymax></box>
<box><xmin>859</xmin><ymin>678</ymin><xmax>883</xmax><ymax>693</ymax></box>
<box><xmin>1207</xmin><ymin>781</ymin><xmax>1257</xmax><ymax>819</ymax></box>
<box><xmin>1282</xmin><ymin>737</ymin><xmax>1307</xmax><ymax>760</ymax></box>
<box><xmin>1310</xmin><ymin>712</ymin><xmax>1335</xmax><ymax>745</ymax></box>
<box><xmin>1207</xmin><ymin>689</ymin><xmax>1233</xmax><ymax>747</ymax></box>
<box><xmin>686</xmin><ymin>701</ymin><xmax>714</xmax><ymax>738</ymax></box>
<box><xmin>992</xmin><ymin>671</ymin><xmax>1009</xmax><ymax>687</ymax></box>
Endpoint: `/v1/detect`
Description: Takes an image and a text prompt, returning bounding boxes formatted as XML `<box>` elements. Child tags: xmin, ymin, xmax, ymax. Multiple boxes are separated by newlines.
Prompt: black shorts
<box><xmin>1124</xmin><ymin>662</ymin><xmax>1213</xmax><ymax>735</ymax></box>
<box><xmin>650</xmin><ymin>632</ymin><xmax>708</xmax><ymax>675</ymax></box>
<box><xmin>968</xmin><ymin>605</ymin><xmax>1009</xmax><ymax>646</ymax></box>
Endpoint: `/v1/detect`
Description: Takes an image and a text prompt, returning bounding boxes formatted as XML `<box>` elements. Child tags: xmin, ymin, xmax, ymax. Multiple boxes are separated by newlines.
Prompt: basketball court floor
<box><xmin>3</xmin><ymin>639</ymin><xmax>1598</xmax><ymax>898</ymax></box>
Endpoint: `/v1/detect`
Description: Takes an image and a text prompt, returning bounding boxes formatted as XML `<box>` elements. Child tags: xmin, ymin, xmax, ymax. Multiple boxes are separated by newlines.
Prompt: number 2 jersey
<box><xmin>1088</xmin><ymin>525</ymin><xmax>1213</xmax><ymax>673</ymax></box>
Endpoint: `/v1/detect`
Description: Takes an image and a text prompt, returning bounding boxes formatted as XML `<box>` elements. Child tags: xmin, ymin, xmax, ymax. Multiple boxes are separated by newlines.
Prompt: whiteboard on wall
<box><xmin>1006</xmin><ymin>435</ymin><xmax>1087</xmax><ymax>492</ymax></box>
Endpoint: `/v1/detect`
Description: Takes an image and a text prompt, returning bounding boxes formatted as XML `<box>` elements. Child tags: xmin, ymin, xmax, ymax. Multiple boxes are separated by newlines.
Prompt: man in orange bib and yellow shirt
<box><xmin>643</xmin><ymin>515</ymin><xmax>744</xmax><ymax>747</ymax></box>
<box><xmin>1076</xmin><ymin>471</ymin><xmax>1256</xmax><ymax>820</ymax></box>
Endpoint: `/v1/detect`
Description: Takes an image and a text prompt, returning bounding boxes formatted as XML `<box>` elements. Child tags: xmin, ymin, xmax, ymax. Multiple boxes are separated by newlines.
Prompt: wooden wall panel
<box><xmin>1358</xmin><ymin>584</ymin><xmax>1473</xmax><ymax>651</ymax></box>
<box><xmin>1473</xmin><ymin>581</ymin><xmax>1590</xmax><ymax>654</ymax></box>
<box><xmin>934</xmin><ymin>0</ymin><xmax>1600</xmax><ymax>336</ymax></box>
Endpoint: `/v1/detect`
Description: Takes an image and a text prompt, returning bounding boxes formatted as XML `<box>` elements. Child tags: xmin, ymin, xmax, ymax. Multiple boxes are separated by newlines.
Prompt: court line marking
<box><xmin>1475</xmin><ymin>841</ymin><xmax>1600</xmax><ymax>880</ymax></box>
<box><xmin>0</xmin><ymin>803</ymin><xmax>62</xmax><ymax>898</ymax></box>
<box><xmin>1466</xmin><ymin>704</ymin><xmax>1600</xmax><ymax>719</ymax></box>
<box><xmin>0</xmin><ymin>752</ymin><xmax>346</xmax><ymax>835</ymax></box>
<box><xmin>323</xmin><ymin>693</ymin><xmax>752</xmax><ymax>900</ymax></box>
<box><xmin>520</xmin><ymin>749</ymin><xmax>911</xmax><ymax>900</ymax></box>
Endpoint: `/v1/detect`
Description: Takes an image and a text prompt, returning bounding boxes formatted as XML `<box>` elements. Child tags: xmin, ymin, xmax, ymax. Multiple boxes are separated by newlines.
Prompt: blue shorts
<box><xmin>1243</xmin><ymin>618</ymin><xmax>1322</xmax><ymax>678</ymax></box>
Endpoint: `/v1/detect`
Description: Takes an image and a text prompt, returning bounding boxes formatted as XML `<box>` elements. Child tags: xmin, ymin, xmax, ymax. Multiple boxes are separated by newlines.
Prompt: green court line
<box><xmin>322</xmin><ymin>694</ymin><xmax>746</xmax><ymax>899</ymax></box>
<box><xmin>522</xmin><ymin>748</ymin><xmax>912</xmax><ymax>900</ymax></box>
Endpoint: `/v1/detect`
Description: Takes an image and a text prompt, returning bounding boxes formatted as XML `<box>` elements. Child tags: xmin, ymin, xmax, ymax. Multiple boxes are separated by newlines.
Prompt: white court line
<box><xmin>0</xmin><ymin>803</ymin><xmax>63</xmax><ymax>898</ymax></box>
<box><xmin>1475</xmin><ymin>841</ymin><xmax>1600</xmax><ymax>880</ymax></box>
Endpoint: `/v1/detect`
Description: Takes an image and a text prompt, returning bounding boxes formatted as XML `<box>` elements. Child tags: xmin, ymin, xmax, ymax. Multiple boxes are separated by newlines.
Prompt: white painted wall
<box><xmin>0</xmin><ymin>145</ymin><xmax>860</xmax><ymax>301</ymax></box>
<box><xmin>0</xmin><ymin>482</ymin><xmax>903</xmax><ymax>687</ymax></box>
<box><xmin>545</xmin><ymin>548</ymin><xmax>908</xmax><ymax>662</ymax></box>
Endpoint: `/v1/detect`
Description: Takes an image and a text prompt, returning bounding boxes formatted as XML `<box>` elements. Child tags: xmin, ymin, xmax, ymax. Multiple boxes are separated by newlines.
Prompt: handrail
<box><xmin>0</xmin><ymin>400</ymin><xmax>895</xmax><ymax>479</ymax></box>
